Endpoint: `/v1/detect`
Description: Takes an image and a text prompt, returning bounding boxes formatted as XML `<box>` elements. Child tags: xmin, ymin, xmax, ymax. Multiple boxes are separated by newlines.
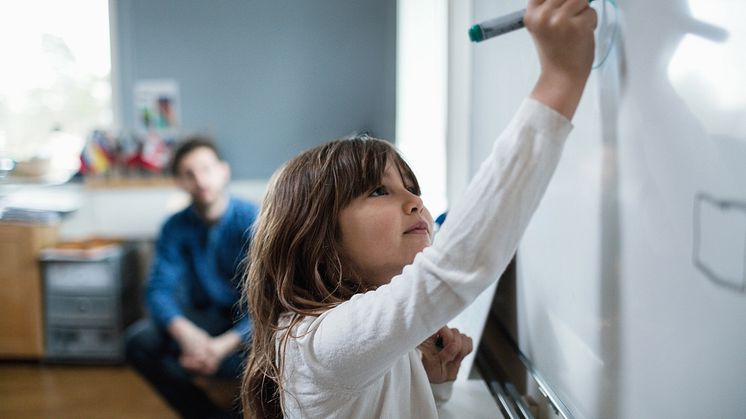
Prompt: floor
<box><xmin>0</xmin><ymin>361</ymin><xmax>504</xmax><ymax>419</ymax></box>
<box><xmin>0</xmin><ymin>361</ymin><xmax>178</xmax><ymax>419</ymax></box>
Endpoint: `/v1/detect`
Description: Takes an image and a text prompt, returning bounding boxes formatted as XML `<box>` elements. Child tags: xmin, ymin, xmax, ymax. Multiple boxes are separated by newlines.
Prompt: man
<box><xmin>125</xmin><ymin>136</ymin><xmax>258</xmax><ymax>419</ymax></box>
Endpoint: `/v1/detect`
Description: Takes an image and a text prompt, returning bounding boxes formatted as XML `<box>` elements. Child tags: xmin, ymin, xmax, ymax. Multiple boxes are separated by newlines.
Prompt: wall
<box><xmin>55</xmin><ymin>180</ymin><xmax>267</xmax><ymax>240</ymax></box>
<box><xmin>114</xmin><ymin>0</ymin><xmax>396</xmax><ymax>179</ymax></box>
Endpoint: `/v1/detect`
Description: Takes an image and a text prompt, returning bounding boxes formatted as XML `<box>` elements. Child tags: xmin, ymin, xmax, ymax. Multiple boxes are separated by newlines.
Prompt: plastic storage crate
<box><xmin>40</xmin><ymin>240</ymin><xmax>141</xmax><ymax>362</ymax></box>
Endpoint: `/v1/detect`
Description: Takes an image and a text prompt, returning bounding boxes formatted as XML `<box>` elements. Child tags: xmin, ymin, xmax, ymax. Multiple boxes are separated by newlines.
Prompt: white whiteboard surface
<box><xmin>464</xmin><ymin>0</ymin><xmax>746</xmax><ymax>418</ymax></box>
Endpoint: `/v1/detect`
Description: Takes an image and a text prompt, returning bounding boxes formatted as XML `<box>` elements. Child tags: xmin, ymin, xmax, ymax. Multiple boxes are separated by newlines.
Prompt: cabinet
<box><xmin>41</xmin><ymin>241</ymin><xmax>141</xmax><ymax>362</ymax></box>
<box><xmin>0</xmin><ymin>222</ymin><xmax>58</xmax><ymax>358</ymax></box>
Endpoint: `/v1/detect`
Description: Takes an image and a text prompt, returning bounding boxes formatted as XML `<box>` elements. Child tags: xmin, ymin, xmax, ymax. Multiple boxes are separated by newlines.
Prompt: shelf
<box><xmin>83</xmin><ymin>176</ymin><xmax>175</xmax><ymax>189</ymax></box>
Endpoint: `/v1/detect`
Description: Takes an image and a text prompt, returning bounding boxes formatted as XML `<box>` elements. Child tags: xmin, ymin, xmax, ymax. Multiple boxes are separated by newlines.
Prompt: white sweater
<box><xmin>280</xmin><ymin>99</ymin><xmax>572</xmax><ymax>418</ymax></box>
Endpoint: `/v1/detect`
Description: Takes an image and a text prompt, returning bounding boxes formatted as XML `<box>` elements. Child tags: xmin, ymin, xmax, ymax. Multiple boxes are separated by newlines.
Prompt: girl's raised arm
<box><xmin>289</xmin><ymin>0</ymin><xmax>596</xmax><ymax>391</ymax></box>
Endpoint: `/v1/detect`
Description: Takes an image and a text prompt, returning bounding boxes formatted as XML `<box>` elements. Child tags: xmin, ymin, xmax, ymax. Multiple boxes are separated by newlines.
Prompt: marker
<box><xmin>469</xmin><ymin>0</ymin><xmax>595</xmax><ymax>42</ymax></box>
<box><xmin>469</xmin><ymin>9</ymin><xmax>527</xmax><ymax>42</ymax></box>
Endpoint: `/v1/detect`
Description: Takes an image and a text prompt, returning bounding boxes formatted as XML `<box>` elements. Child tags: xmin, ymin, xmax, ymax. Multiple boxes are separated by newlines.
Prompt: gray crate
<box><xmin>41</xmin><ymin>243</ymin><xmax>141</xmax><ymax>363</ymax></box>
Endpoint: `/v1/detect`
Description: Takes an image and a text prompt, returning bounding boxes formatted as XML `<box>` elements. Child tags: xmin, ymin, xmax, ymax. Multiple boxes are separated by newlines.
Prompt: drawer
<box><xmin>46</xmin><ymin>326</ymin><xmax>123</xmax><ymax>361</ymax></box>
<box><xmin>43</xmin><ymin>260</ymin><xmax>117</xmax><ymax>292</ymax></box>
<box><xmin>46</xmin><ymin>295</ymin><xmax>118</xmax><ymax>326</ymax></box>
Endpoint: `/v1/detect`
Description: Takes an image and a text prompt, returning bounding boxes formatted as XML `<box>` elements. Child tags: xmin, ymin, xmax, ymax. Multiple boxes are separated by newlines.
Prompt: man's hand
<box><xmin>418</xmin><ymin>326</ymin><xmax>473</xmax><ymax>384</ymax></box>
<box><xmin>168</xmin><ymin>317</ymin><xmax>219</xmax><ymax>375</ymax></box>
<box><xmin>187</xmin><ymin>331</ymin><xmax>242</xmax><ymax>375</ymax></box>
<box><xmin>168</xmin><ymin>317</ymin><xmax>211</xmax><ymax>360</ymax></box>
<box><xmin>169</xmin><ymin>318</ymin><xmax>242</xmax><ymax>376</ymax></box>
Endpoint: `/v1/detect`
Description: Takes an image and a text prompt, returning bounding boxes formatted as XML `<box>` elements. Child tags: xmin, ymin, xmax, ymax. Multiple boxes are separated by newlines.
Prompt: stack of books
<box><xmin>0</xmin><ymin>188</ymin><xmax>78</xmax><ymax>225</ymax></box>
<box><xmin>0</xmin><ymin>207</ymin><xmax>62</xmax><ymax>224</ymax></box>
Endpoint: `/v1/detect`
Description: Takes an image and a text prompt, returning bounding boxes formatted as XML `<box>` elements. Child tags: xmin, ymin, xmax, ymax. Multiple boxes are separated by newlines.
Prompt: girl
<box><xmin>243</xmin><ymin>0</ymin><xmax>597</xmax><ymax>417</ymax></box>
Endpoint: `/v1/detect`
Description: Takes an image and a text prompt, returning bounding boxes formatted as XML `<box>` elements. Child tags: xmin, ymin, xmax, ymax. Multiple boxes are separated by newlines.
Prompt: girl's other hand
<box><xmin>418</xmin><ymin>326</ymin><xmax>474</xmax><ymax>384</ymax></box>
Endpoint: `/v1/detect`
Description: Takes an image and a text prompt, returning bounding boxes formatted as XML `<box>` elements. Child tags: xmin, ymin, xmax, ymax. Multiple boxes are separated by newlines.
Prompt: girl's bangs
<box><xmin>332</xmin><ymin>139</ymin><xmax>419</xmax><ymax>206</ymax></box>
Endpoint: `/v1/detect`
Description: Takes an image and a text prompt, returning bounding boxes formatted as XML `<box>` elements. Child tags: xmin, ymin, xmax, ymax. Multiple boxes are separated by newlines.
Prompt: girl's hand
<box><xmin>418</xmin><ymin>326</ymin><xmax>474</xmax><ymax>384</ymax></box>
<box><xmin>525</xmin><ymin>0</ymin><xmax>598</xmax><ymax>119</ymax></box>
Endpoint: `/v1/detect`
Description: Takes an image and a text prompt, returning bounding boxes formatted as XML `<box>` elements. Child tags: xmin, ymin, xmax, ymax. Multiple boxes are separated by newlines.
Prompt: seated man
<box><xmin>125</xmin><ymin>136</ymin><xmax>258</xmax><ymax>419</ymax></box>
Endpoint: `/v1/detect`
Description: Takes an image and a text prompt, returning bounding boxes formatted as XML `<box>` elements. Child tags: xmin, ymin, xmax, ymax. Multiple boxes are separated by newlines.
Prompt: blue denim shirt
<box><xmin>146</xmin><ymin>196</ymin><xmax>259</xmax><ymax>341</ymax></box>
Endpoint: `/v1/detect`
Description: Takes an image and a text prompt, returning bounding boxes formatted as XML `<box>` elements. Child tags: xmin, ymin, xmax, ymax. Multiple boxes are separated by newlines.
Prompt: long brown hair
<box><xmin>241</xmin><ymin>137</ymin><xmax>420</xmax><ymax>418</ymax></box>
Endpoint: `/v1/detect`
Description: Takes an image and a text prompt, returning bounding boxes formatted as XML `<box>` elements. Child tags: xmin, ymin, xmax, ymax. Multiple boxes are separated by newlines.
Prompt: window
<box><xmin>0</xmin><ymin>0</ymin><xmax>112</xmax><ymax>165</ymax></box>
<box><xmin>396</xmin><ymin>0</ymin><xmax>448</xmax><ymax>218</ymax></box>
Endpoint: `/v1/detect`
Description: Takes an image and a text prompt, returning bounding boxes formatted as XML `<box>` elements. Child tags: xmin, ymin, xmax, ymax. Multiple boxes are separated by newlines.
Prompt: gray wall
<box><xmin>115</xmin><ymin>0</ymin><xmax>396</xmax><ymax>178</ymax></box>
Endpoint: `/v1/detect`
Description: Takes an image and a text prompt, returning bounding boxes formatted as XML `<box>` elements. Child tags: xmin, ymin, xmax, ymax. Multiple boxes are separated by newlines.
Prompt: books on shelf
<box><xmin>0</xmin><ymin>207</ymin><xmax>62</xmax><ymax>224</ymax></box>
<box><xmin>40</xmin><ymin>238</ymin><xmax>123</xmax><ymax>261</ymax></box>
<box><xmin>0</xmin><ymin>187</ymin><xmax>79</xmax><ymax>225</ymax></box>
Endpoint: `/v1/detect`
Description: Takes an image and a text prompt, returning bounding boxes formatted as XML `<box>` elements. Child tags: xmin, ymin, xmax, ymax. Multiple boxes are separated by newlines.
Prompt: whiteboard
<box><xmin>464</xmin><ymin>1</ymin><xmax>746</xmax><ymax>418</ymax></box>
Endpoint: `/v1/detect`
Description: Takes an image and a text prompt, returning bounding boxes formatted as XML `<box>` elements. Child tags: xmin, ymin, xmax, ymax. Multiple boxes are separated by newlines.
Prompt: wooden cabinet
<box><xmin>0</xmin><ymin>222</ymin><xmax>58</xmax><ymax>358</ymax></box>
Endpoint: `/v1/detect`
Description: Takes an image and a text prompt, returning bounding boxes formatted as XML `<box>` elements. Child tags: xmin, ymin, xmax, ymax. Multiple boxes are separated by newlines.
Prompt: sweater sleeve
<box><xmin>294</xmin><ymin>99</ymin><xmax>572</xmax><ymax>390</ymax></box>
<box><xmin>146</xmin><ymin>218</ymin><xmax>187</xmax><ymax>328</ymax></box>
<box><xmin>431</xmin><ymin>382</ymin><xmax>454</xmax><ymax>407</ymax></box>
<box><xmin>231</xmin><ymin>316</ymin><xmax>252</xmax><ymax>342</ymax></box>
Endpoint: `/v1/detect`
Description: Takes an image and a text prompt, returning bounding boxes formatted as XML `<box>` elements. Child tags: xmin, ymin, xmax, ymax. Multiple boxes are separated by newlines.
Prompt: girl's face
<box><xmin>338</xmin><ymin>161</ymin><xmax>433</xmax><ymax>287</ymax></box>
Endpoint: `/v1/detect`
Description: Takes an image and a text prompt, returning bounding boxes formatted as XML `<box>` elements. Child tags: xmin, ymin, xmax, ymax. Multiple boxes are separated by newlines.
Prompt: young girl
<box><xmin>242</xmin><ymin>0</ymin><xmax>597</xmax><ymax>417</ymax></box>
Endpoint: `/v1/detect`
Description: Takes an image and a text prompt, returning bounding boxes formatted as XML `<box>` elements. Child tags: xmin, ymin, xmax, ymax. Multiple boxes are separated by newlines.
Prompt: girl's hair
<box><xmin>241</xmin><ymin>137</ymin><xmax>419</xmax><ymax>418</ymax></box>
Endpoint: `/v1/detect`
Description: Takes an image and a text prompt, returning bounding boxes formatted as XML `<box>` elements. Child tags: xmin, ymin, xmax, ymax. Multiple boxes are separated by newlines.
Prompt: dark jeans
<box><xmin>125</xmin><ymin>308</ymin><xmax>245</xmax><ymax>419</ymax></box>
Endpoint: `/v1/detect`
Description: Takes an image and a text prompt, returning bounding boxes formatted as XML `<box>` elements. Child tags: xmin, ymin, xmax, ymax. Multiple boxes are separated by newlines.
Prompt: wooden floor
<box><xmin>0</xmin><ymin>361</ymin><xmax>178</xmax><ymax>419</ymax></box>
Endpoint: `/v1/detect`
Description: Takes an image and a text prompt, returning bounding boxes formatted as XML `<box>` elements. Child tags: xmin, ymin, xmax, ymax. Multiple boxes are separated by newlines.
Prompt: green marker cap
<box><xmin>468</xmin><ymin>25</ymin><xmax>484</xmax><ymax>42</ymax></box>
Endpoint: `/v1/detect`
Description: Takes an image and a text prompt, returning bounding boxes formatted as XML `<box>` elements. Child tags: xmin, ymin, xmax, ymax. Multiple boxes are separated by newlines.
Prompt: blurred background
<box><xmin>0</xmin><ymin>0</ymin><xmax>455</xmax><ymax>417</ymax></box>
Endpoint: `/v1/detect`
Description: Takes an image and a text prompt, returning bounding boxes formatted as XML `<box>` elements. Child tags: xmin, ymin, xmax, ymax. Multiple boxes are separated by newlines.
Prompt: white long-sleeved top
<box><xmin>280</xmin><ymin>99</ymin><xmax>572</xmax><ymax>418</ymax></box>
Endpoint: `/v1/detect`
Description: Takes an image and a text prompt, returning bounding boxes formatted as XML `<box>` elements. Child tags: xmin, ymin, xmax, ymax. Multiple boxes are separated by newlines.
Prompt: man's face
<box><xmin>175</xmin><ymin>147</ymin><xmax>230</xmax><ymax>206</ymax></box>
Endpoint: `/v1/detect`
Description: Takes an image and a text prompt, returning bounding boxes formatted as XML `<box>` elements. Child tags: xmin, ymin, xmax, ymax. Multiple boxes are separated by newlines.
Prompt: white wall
<box><xmin>6</xmin><ymin>180</ymin><xmax>268</xmax><ymax>241</ymax></box>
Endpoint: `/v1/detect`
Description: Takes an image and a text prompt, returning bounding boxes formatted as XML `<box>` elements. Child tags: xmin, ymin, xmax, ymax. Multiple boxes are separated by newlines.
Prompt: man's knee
<box><xmin>216</xmin><ymin>350</ymin><xmax>246</xmax><ymax>380</ymax></box>
<box><xmin>124</xmin><ymin>318</ymin><xmax>163</xmax><ymax>363</ymax></box>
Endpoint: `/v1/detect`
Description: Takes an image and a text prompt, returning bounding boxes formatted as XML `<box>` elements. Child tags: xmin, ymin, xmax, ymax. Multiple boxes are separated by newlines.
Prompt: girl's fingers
<box><xmin>451</xmin><ymin>334</ymin><xmax>472</xmax><ymax>364</ymax></box>
<box><xmin>438</xmin><ymin>337</ymin><xmax>461</xmax><ymax>363</ymax></box>
<box><xmin>438</xmin><ymin>325</ymin><xmax>453</xmax><ymax>344</ymax></box>
<box><xmin>555</xmin><ymin>0</ymin><xmax>597</xmax><ymax>34</ymax></box>
<box><xmin>528</xmin><ymin>0</ymin><xmax>548</xmax><ymax>9</ymax></box>
<box><xmin>541</xmin><ymin>0</ymin><xmax>567</xmax><ymax>10</ymax></box>
<box><xmin>446</xmin><ymin>333</ymin><xmax>470</xmax><ymax>379</ymax></box>
<box><xmin>439</xmin><ymin>328</ymin><xmax>472</xmax><ymax>363</ymax></box>
<box><xmin>464</xmin><ymin>335</ymin><xmax>473</xmax><ymax>356</ymax></box>
<box><xmin>447</xmin><ymin>359</ymin><xmax>462</xmax><ymax>380</ymax></box>
<box><xmin>581</xmin><ymin>6</ymin><xmax>598</xmax><ymax>30</ymax></box>
<box><xmin>423</xmin><ymin>326</ymin><xmax>450</xmax><ymax>349</ymax></box>
<box><xmin>529</xmin><ymin>0</ymin><xmax>596</xmax><ymax>30</ymax></box>
<box><xmin>558</xmin><ymin>0</ymin><xmax>591</xmax><ymax>17</ymax></box>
